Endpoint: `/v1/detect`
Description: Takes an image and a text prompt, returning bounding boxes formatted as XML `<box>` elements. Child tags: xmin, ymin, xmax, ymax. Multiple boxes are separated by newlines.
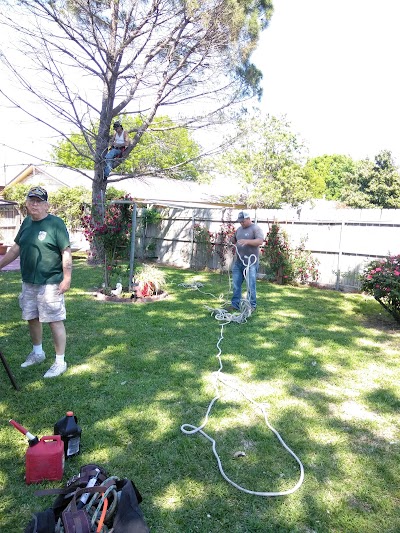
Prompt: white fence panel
<box><xmin>2</xmin><ymin>202</ymin><xmax>400</xmax><ymax>290</ymax></box>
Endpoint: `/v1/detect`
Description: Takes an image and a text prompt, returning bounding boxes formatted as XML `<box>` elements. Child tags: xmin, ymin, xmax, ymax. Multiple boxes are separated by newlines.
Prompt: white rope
<box><xmin>205</xmin><ymin>299</ymin><xmax>252</xmax><ymax>324</ymax></box>
<box><xmin>204</xmin><ymin>247</ymin><xmax>256</xmax><ymax>324</ymax></box>
<box><xmin>177</xmin><ymin>282</ymin><xmax>220</xmax><ymax>300</ymax></box>
<box><xmin>180</xmin><ymin>248</ymin><xmax>305</xmax><ymax>496</ymax></box>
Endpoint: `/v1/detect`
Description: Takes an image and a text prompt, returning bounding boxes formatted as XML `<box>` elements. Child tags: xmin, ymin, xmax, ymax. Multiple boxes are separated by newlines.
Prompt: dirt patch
<box><xmin>361</xmin><ymin>314</ymin><xmax>400</xmax><ymax>333</ymax></box>
<box><xmin>94</xmin><ymin>290</ymin><xmax>168</xmax><ymax>304</ymax></box>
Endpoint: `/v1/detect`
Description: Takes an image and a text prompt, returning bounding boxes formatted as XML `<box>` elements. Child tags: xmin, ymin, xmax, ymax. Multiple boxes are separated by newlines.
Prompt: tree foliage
<box><xmin>51</xmin><ymin>116</ymin><xmax>201</xmax><ymax>180</ymax></box>
<box><xmin>303</xmin><ymin>154</ymin><xmax>357</xmax><ymax>200</ymax></box>
<box><xmin>341</xmin><ymin>150</ymin><xmax>400</xmax><ymax>208</ymax></box>
<box><xmin>2</xmin><ymin>183</ymin><xmax>127</xmax><ymax>231</ymax></box>
<box><xmin>216</xmin><ymin>114</ymin><xmax>311</xmax><ymax>207</ymax></box>
<box><xmin>3</xmin><ymin>184</ymin><xmax>33</xmax><ymax>213</ymax></box>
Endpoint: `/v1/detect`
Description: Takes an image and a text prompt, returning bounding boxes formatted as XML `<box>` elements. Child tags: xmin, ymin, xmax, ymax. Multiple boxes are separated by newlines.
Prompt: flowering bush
<box><xmin>261</xmin><ymin>224</ymin><xmax>319</xmax><ymax>285</ymax></box>
<box><xmin>214</xmin><ymin>221</ymin><xmax>236</xmax><ymax>270</ymax></box>
<box><xmin>82</xmin><ymin>195</ymin><xmax>133</xmax><ymax>287</ymax></box>
<box><xmin>290</xmin><ymin>238</ymin><xmax>320</xmax><ymax>284</ymax></box>
<box><xmin>192</xmin><ymin>223</ymin><xmax>214</xmax><ymax>270</ymax></box>
<box><xmin>360</xmin><ymin>255</ymin><xmax>400</xmax><ymax>323</ymax></box>
<box><xmin>261</xmin><ymin>223</ymin><xmax>291</xmax><ymax>283</ymax></box>
<box><xmin>192</xmin><ymin>221</ymin><xmax>237</xmax><ymax>271</ymax></box>
<box><xmin>193</xmin><ymin>223</ymin><xmax>214</xmax><ymax>253</ymax></box>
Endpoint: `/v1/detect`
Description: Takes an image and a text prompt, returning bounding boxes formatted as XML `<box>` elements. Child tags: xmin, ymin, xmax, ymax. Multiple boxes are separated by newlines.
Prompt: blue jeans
<box><xmin>231</xmin><ymin>259</ymin><xmax>259</xmax><ymax>309</ymax></box>
<box><xmin>104</xmin><ymin>148</ymin><xmax>122</xmax><ymax>177</ymax></box>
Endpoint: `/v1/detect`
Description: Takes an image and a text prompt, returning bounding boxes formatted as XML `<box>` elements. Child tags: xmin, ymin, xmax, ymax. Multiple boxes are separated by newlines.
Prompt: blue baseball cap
<box><xmin>27</xmin><ymin>186</ymin><xmax>48</xmax><ymax>202</ymax></box>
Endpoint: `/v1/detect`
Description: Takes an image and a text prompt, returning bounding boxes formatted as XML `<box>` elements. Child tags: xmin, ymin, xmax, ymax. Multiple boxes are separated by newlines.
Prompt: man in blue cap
<box><xmin>0</xmin><ymin>186</ymin><xmax>72</xmax><ymax>378</ymax></box>
<box><xmin>230</xmin><ymin>210</ymin><xmax>264</xmax><ymax>311</ymax></box>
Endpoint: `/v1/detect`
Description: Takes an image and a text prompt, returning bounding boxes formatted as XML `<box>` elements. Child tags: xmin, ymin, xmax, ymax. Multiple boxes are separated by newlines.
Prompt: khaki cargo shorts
<box><xmin>19</xmin><ymin>282</ymin><xmax>66</xmax><ymax>323</ymax></box>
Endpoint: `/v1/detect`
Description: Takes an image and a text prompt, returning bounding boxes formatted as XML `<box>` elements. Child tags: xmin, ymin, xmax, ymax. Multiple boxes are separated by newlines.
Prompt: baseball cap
<box><xmin>27</xmin><ymin>186</ymin><xmax>48</xmax><ymax>202</ymax></box>
<box><xmin>236</xmin><ymin>210</ymin><xmax>251</xmax><ymax>221</ymax></box>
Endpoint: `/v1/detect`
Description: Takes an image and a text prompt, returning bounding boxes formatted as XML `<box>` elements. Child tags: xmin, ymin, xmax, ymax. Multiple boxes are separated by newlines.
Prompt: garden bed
<box><xmin>95</xmin><ymin>289</ymin><xmax>168</xmax><ymax>303</ymax></box>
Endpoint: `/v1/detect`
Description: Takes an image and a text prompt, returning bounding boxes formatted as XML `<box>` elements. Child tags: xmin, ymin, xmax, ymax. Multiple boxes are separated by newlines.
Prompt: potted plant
<box><xmin>133</xmin><ymin>264</ymin><xmax>167</xmax><ymax>297</ymax></box>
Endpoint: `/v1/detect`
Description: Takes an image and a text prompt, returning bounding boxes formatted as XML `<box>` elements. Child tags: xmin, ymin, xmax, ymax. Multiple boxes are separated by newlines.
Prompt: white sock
<box><xmin>56</xmin><ymin>354</ymin><xmax>65</xmax><ymax>365</ymax></box>
<box><xmin>33</xmin><ymin>344</ymin><xmax>43</xmax><ymax>355</ymax></box>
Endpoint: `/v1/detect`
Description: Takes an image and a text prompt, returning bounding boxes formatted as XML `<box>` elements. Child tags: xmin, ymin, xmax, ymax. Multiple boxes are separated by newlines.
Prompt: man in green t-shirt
<box><xmin>0</xmin><ymin>186</ymin><xmax>72</xmax><ymax>378</ymax></box>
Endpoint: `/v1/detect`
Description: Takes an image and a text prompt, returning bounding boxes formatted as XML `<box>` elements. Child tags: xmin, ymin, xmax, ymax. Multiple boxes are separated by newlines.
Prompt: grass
<box><xmin>0</xmin><ymin>258</ymin><xmax>399</xmax><ymax>532</ymax></box>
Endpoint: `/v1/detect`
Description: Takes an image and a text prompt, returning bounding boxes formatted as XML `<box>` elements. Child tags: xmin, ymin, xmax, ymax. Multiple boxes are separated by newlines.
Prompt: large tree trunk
<box><xmin>88</xmin><ymin>171</ymin><xmax>107</xmax><ymax>264</ymax></box>
<box><xmin>88</xmin><ymin>130</ymin><xmax>110</xmax><ymax>264</ymax></box>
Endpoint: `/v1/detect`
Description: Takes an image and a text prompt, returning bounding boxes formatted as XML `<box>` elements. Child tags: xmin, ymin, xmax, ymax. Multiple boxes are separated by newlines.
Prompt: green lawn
<box><xmin>0</xmin><ymin>258</ymin><xmax>399</xmax><ymax>532</ymax></box>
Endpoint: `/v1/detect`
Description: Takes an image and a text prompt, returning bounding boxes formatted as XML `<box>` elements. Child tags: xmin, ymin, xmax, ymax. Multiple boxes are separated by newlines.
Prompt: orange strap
<box><xmin>96</xmin><ymin>497</ymin><xmax>109</xmax><ymax>532</ymax></box>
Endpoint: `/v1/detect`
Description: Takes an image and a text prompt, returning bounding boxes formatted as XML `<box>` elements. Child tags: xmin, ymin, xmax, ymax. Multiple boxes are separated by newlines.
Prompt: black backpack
<box><xmin>24</xmin><ymin>464</ymin><xmax>149</xmax><ymax>533</ymax></box>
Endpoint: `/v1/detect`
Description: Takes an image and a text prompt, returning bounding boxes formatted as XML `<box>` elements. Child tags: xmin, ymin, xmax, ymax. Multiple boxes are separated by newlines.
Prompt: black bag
<box><xmin>24</xmin><ymin>464</ymin><xmax>149</xmax><ymax>533</ymax></box>
<box><xmin>112</xmin><ymin>479</ymin><xmax>149</xmax><ymax>533</ymax></box>
<box><xmin>24</xmin><ymin>508</ymin><xmax>55</xmax><ymax>533</ymax></box>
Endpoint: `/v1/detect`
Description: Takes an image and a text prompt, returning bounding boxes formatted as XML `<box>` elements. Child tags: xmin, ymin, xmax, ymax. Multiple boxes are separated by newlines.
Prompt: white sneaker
<box><xmin>43</xmin><ymin>361</ymin><xmax>67</xmax><ymax>378</ymax></box>
<box><xmin>21</xmin><ymin>351</ymin><xmax>46</xmax><ymax>368</ymax></box>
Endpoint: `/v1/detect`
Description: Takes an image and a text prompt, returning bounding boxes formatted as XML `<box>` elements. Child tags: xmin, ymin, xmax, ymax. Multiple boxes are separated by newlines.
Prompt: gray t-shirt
<box><xmin>233</xmin><ymin>223</ymin><xmax>264</xmax><ymax>262</ymax></box>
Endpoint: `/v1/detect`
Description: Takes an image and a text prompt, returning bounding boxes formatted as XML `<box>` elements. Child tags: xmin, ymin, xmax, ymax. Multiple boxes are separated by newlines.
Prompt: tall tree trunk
<box><xmin>88</xmin><ymin>148</ymin><xmax>109</xmax><ymax>264</ymax></box>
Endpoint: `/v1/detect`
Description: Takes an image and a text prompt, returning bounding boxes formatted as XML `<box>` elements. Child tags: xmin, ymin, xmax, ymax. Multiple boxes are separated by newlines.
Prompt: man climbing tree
<box><xmin>104</xmin><ymin>121</ymin><xmax>130</xmax><ymax>179</ymax></box>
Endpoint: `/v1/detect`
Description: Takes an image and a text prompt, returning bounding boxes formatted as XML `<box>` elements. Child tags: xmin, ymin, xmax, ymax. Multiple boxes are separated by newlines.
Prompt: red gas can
<box><xmin>25</xmin><ymin>435</ymin><xmax>64</xmax><ymax>484</ymax></box>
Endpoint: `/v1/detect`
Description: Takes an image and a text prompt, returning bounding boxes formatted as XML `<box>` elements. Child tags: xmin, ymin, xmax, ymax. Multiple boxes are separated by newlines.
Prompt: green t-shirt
<box><xmin>15</xmin><ymin>214</ymin><xmax>70</xmax><ymax>285</ymax></box>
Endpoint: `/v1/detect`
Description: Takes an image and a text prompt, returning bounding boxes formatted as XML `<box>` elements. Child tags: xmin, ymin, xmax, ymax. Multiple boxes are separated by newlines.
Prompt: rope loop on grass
<box><xmin>179</xmin><ymin>250</ymin><xmax>305</xmax><ymax>497</ymax></box>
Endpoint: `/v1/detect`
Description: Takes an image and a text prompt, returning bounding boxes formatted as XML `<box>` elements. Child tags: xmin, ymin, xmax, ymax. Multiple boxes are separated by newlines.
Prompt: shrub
<box><xmin>261</xmin><ymin>223</ymin><xmax>291</xmax><ymax>283</ymax></box>
<box><xmin>193</xmin><ymin>223</ymin><xmax>213</xmax><ymax>253</ymax></box>
<box><xmin>141</xmin><ymin>207</ymin><xmax>162</xmax><ymax>226</ymax></box>
<box><xmin>261</xmin><ymin>223</ymin><xmax>319</xmax><ymax>285</ymax></box>
<box><xmin>290</xmin><ymin>237</ymin><xmax>320</xmax><ymax>284</ymax></box>
<box><xmin>214</xmin><ymin>221</ymin><xmax>236</xmax><ymax>271</ymax></box>
<box><xmin>360</xmin><ymin>255</ymin><xmax>400</xmax><ymax>323</ymax></box>
<box><xmin>81</xmin><ymin>195</ymin><xmax>133</xmax><ymax>287</ymax></box>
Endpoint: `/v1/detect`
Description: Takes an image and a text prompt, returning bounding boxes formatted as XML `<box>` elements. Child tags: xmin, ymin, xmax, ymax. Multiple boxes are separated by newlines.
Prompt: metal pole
<box><xmin>128</xmin><ymin>203</ymin><xmax>137</xmax><ymax>292</ymax></box>
<box><xmin>335</xmin><ymin>220</ymin><xmax>345</xmax><ymax>291</ymax></box>
<box><xmin>0</xmin><ymin>351</ymin><xmax>19</xmax><ymax>390</ymax></box>
<box><xmin>189</xmin><ymin>214</ymin><xmax>195</xmax><ymax>269</ymax></box>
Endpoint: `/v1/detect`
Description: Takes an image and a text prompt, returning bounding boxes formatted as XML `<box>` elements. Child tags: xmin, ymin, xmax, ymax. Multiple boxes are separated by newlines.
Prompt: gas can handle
<box><xmin>41</xmin><ymin>435</ymin><xmax>62</xmax><ymax>442</ymax></box>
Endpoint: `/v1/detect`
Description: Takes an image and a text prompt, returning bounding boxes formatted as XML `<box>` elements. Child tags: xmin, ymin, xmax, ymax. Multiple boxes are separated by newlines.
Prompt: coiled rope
<box><xmin>55</xmin><ymin>477</ymin><xmax>119</xmax><ymax>533</ymax></box>
<box><xmin>180</xmin><ymin>248</ymin><xmax>305</xmax><ymax>496</ymax></box>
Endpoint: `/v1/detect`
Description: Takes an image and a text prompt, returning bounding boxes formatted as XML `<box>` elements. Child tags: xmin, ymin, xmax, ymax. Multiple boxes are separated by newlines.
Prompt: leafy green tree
<box><xmin>303</xmin><ymin>154</ymin><xmax>357</xmax><ymax>200</ymax></box>
<box><xmin>216</xmin><ymin>114</ymin><xmax>311</xmax><ymax>207</ymax></box>
<box><xmin>51</xmin><ymin>116</ymin><xmax>201</xmax><ymax>180</ymax></box>
<box><xmin>3</xmin><ymin>184</ymin><xmax>33</xmax><ymax>213</ymax></box>
<box><xmin>3</xmin><ymin>183</ymin><xmax>127</xmax><ymax>231</ymax></box>
<box><xmin>341</xmin><ymin>150</ymin><xmax>400</xmax><ymax>208</ymax></box>
<box><xmin>51</xmin><ymin>187</ymin><xmax>91</xmax><ymax>230</ymax></box>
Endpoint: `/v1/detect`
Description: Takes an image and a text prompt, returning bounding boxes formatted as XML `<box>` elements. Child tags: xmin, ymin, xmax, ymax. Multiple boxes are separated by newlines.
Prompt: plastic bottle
<box><xmin>54</xmin><ymin>411</ymin><xmax>82</xmax><ymax>459</ymax></box>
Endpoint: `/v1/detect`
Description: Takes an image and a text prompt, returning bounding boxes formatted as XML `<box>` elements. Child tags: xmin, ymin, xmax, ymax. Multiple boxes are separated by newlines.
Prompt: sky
<box><xmin>1</xmin><ymin>0</ymin><xmax>400</xmax><ymax>184</ymax></box>
<box><xmin>252</xmin><ymin>0</ymin><xmax>400</xmax><ymax>163</ymax></box>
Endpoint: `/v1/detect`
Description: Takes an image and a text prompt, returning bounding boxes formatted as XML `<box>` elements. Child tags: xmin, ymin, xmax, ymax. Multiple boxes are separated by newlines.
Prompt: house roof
<box><xmin>5</xmin><ymin>164</ymin><xmax>244</xmax><ymax>208</ymax></box>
